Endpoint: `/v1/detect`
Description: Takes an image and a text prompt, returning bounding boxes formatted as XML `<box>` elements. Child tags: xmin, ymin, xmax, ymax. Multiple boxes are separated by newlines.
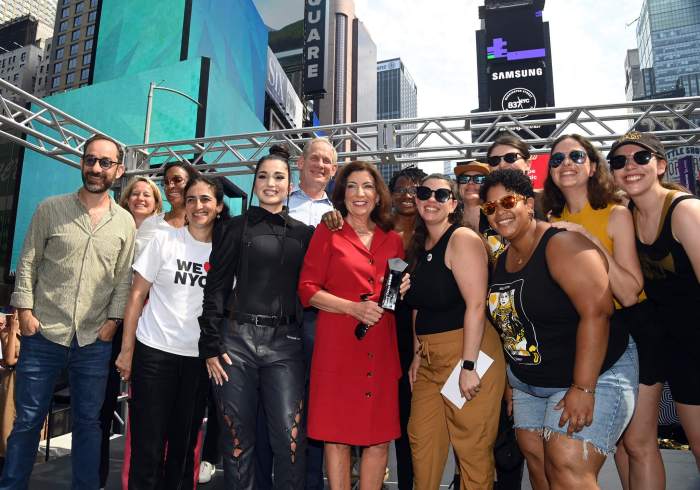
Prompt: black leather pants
<box><xmin>214</xmin><ymin>320</ymin><xmax>306</xmax><ymax>489</ymax></box>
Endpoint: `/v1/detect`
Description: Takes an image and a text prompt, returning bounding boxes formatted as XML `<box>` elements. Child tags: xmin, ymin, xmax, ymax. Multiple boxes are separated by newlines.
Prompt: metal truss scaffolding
<box><xmin>2</xmin><ymin>78</ymin><xmax>700</xmax><ymax>177</ymax></box>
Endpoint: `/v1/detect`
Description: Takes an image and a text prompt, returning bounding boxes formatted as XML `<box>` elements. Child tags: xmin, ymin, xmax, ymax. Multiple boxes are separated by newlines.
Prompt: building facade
<box><xmin>0</xmin><ymin>15</ymin><xmax>52</xmax><ymax>101</ymax></box>
<box><xmin>377</xmin><ymin>57</ymin><xmax>418</xmax><ymax>182</ymax></box>
<box><xmin>47</xmin><ymin>0</ymin><xmax>99</xmax><ymax>95</ymax></box>
<box><xmin>0</xmin><ymin>0</ymin><xmax>57</xmax><ymax>31</ymax></box>
<box><xmin>636</xmin><ymin>0</ymin><xmax>700</xmax><ymax>96</ymax></box>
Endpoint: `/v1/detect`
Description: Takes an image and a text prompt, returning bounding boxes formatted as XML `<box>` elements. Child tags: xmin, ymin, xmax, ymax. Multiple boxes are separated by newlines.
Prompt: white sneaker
<box><xmin>198</xmin><ymin>461</ymin><xmax>216</xmax><ymax>484</ymax></box>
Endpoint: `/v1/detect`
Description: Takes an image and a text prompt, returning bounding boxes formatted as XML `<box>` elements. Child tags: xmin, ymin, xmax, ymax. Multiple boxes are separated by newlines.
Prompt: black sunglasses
<box><xmin>487</xmin><ymin>152</ymin><xmax>523</xmax><ymax>167</ymax></box>
<box><xmin>457</xmin><ymin>174</ymin><xmax>487</xmax><ymax>185</ymax></box>
<box><xmin>481</xmin><ymin>194</ymin><xmax>525</xmax><ymax>216</ymax></box>
<box><xmin>83</xmin><ymin>155</ymin><xmax>120</xmax><ymax>169</ymax></box>
<box><xmin>549</xmin><ymin>150</ymin><xmax>588</xmax><ymax>168</ymax></box>
<box><xmin>609</xmin><ymin>150</ymin><xmax>654</xmax><ymax>170</ymax></box>
<box><xmin>415</xmin><ymin>186</ymin><xmax>453</xmax><ymax>203</ymax></box>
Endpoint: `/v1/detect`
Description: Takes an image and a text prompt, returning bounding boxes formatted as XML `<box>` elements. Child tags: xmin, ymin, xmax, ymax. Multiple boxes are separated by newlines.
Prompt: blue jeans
<box><xmin>0</xmin><ymin>332</ymin><xmax>111</xmax><ymax>490</ymax></box>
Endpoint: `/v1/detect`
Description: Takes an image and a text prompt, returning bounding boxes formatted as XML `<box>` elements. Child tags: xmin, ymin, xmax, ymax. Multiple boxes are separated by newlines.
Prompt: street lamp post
<box><xmin>143</xmin><ymin>81</ymin><xmax>203</xmax><ymax>144</ymax></box>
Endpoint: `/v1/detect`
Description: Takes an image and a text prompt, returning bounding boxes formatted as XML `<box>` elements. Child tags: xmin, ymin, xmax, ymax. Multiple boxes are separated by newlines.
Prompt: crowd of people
<box><xmin>0</xmin><ymin>129</ymin><xmax>698</xmax><ymax>490</ymax></box>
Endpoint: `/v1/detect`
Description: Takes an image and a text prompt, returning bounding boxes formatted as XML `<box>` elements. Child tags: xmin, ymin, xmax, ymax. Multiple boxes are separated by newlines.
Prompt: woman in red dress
<box><xmin>298</xmin><ymin>161</ymin><xmax>404</xmax><ymax>489</ymax></box>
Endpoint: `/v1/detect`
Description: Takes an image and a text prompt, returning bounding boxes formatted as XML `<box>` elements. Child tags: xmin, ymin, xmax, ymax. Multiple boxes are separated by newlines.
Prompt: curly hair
<box><xmin>480</xmin><ymin>168</ymin><xmax>535</xmax><ymax>202</ymax></box>
<box><xmin>388</xmin><ymin>165</ymin><xmax>427</xmax><ymax>192</ymax></box>
<box><xmin>407</xmin><ymin>174</ymin><xmax>462</xmax><ymax>267</ymax></box>
<box><xmin>543</xmin><ymin>134</ymin><xmax>620</xmax><ymax>217</ymax></box>
<box><xmin>331</xmin><ymin>161</ymin><xmax>393</xmax><ymax>232</ymax></box>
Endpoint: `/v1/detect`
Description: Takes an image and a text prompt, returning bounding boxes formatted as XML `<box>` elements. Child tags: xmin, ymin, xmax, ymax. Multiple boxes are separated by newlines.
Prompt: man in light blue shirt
<box><xmin>287</xmin><ymin>137</ymin><xmax>338</xmax><ymax>226</ymax></box>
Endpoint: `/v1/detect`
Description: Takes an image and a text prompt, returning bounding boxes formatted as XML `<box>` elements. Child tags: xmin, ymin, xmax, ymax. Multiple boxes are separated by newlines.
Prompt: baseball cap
<box><xmin>607</xmin><ymin>131</ymin><xmax>667</xmax><ymax>160</ymax></box>
<box><xmin>454</xmin><ymin>161</ymin><xmax>490</xmax><ymax>177</ymax></box>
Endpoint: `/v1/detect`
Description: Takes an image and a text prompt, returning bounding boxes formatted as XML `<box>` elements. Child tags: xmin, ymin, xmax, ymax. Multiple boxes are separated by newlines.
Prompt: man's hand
<box><xmin>17</xmin><ymin>309</ymin><xmax>40</xmax><ymax>336</ymax></box>
<box><xmin>321</xmin><ymin>209</ymin><xmax>344</xmax><ymax>231</ymax></box>
<box><xmin>97</xmin><ymin>319</ymin><xmax>119</xmax><ymax>342</ymax></box>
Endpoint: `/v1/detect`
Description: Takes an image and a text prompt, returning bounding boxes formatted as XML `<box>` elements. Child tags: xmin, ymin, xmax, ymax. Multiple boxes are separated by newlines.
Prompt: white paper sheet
<box><xmin>440</xmin><ymin>351</ymin><xmax>494</xmax><ymax>409</ymax></box>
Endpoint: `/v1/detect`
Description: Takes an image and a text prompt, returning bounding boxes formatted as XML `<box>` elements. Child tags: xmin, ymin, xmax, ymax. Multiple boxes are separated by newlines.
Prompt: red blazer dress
<box><xmin>298</xmin><ymin>222</ymin><xmax>403</xmax><ymax>446</ymax></box>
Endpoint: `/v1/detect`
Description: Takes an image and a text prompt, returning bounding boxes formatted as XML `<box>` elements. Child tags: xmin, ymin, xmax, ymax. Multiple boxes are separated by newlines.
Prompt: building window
<box><xmin>88</xmin><ymin>10</ymin><xmax>97</xmax><ymax>22</ymax></box>
<box><xmin>61</xmin><ymin>7</ymin><xmax>70</xmax><ymax>18</ymax></box>
<box><xmin>66</xmin><ymin>72</ymin><xmax>75</xmax><ymax>85</ymax></box>
<box><xmin>86</xmin><ymin>24</ymin><xmax>95</xmax><ymax>36</ymax></box>
<box><xmin>40</xmin><ymin>65</ymin><xmax>44</xmax><ymax>73</ymax></box>
<box><xmin>55</xmin><ymin>48</ymin><xmax>64</xmax><ymax>60</ymax></box>
<box><xmin>20</xmin><ymin>52</ymin><xmax>26</xmax><ymax>62</ymax></box>
<box><xmin>13</xmin><ymin>74</ymin><xmax>18</xmax><ymax>82</ymax></box>
<box><xmin>63</xmin><ymin>0</ymin><xmax>71</xmax><ymax>5</ymax></box>
<box><xmin>59</xmin><ymin>21</ymin><xmax>68</xmax><ymax>32</ymax></box>
<box><xmin>57</xmin><ymin>34</ymin><xmax>66</xmax><ymax>45</ymax></box>
<box><xmin>74</xmin><ymin>16</ymin><xmax>82</xmax><ymax>27</ymax></box>
<box><xmin>75</xmin><ymin>2</ymin><xmax>84</xmax><ymax>13</ymax></box>
<box><xmin>53</xmin><ymin>62</ymin><xmax>63</xmax><ymax>74</ymax></box>
<box><xmin>80</xmin><ymin>68</ymin><xmax>90</xmax><ymax>80</ymax></box>
<box><xmin>90</xmin><ymin>0</ymin><xmax>98</xmax><ymax>7</ymax></box>
<box><xmin>70</xmin><ymin>44</ymin><xmax>79</xmax><ymax>56</ymax></box>
<box><xmin>52</xmin><ymin>76</ymin><xmax>61</xmax><ymax>88</ymax></box>
<box><xmin>84</xmin><ymin>39</ymin><xmax>93</xmax><ymax>51</ymax></box>
<box><xmin>71</xmin><ymin>29</ymin><xmax>81</xmax><ymax>42</ymax></box>
<box><xmin>82</xmin><ymin>53</ymin><xmax>92</xmax><ymax>65</ymax></box>
<box><xmin>68</xmin><ymin>58</ymin><xmax>77</xmax><ymax>69</ymax></box>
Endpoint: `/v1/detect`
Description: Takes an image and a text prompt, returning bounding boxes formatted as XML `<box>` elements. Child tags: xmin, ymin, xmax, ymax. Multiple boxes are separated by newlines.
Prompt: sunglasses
<box><xmin>549</xmin><ymin>150</ymin><xmax>587</xmax><ymax>168</ymax></box>
<box><xmin>415</xmin><ymin>186</ymin><xmax>453</xmax><ymax>203</ymax></box>
<box><xmin>83</xmin><ymin>155</ymin><xmax>120</xmax><ymax>169</ymax></box>
<box><xmin>608</xmin><ymin>150</ymin><xmax>654</xmax><ymax>171</ymax></box>
<box><xmin>487</xmin><ymin>152</ymin><xmax>524</xmax><ymax>167</ymax></box>
<box><xmin>481</xmin><ymin>194</ymin><xmax>525</xmax><ymax>216</ymax></box>
<box><xmin>392</xmin><ymin>186</ymin><xmax>417</xmax><ymax>196</ymax></box>
<box><xmin>457</xmin><ymin>174</ymin><xmax>486</xmax><ymax>185</ymax></box>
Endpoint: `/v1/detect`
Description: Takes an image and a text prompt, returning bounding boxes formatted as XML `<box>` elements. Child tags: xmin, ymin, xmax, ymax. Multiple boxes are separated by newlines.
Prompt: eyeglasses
<box><xmin>392</xmin><ymin>186</ymin><xmax>417</xmax><ymax>196</ymax></box>
<box><xmin>83</xmin><ymin>155</ymin><xmax>120</xmax><ymax>169</ymax></box>
<box><xmin>415</xmin><ymin>186</ymin><xmax>453</xmax><ymax>203</ymax></box>
<box><xmin>608</xmin><ymin>150</ymin><xmax>654</xmax><ymax>171</ymax></box>
<box><xmin>487</xmin><ymin>153</ymin><xmax>524</xmax><ymax>167</ymax></box>
<box><xmin>457</xmin><ymin>174</ymin><xmax>486</xmax><ymax>185</ymax></box>
<box><xmin>549</xmin><ymin>150</ymin><xmax>587</xmax><ymax>168</ymax></box>
<box><xmin>481</xmin><ymin>194</ymin><xmax>525</xmax><ymax>216</ymax></box>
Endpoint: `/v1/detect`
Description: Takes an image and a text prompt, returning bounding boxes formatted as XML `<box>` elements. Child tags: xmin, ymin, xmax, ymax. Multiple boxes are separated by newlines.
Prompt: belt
<box><xmin>233</xmin><ymin>312</ymin><xmax>296</xmax><ymax>327</ymax></box>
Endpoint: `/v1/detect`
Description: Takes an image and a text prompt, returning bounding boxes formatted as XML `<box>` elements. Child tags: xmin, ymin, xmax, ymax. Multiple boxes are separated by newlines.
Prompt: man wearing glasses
<box><xmin>1</xmin><ymin>135</ymin><xmax>135</xmax><ymax>489</ymax></box>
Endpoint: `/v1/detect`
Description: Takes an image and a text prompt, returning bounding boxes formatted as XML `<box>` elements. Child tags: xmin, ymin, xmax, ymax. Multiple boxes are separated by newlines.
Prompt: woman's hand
<box><xmin>399</xmin><ymin>273</ymin><xmax>411</xmax><ymax>300</ymax></box>
<box><xmin>206</xmin><ymin>353</ymin><xmax>233</xmax><ymax>386</ymax></box>
<box><xmin>555</xmin><ymin>387</ymin><xmax>595</xmax><ymax>435</ymax></box>
<box><xmin>321</xmin><ymin>209</ymin><xmax>344</xmax><ymax>231</ymax></box>
<box><xmin>115</xmin><ymin>349</ymin><xmax>134</xmax><ymax>382</ymax></box>
<box><xmin>408</xmin><ymin>353</ymin><xmax>421</xmax><ymax>392</ymax></box>
<box><xmin>348</xmin><ymin>300</ymin><xmax>383</xmax><ymax>325</ymax></box>
<box><xmin>459</xmin><ymin>369</ymin><xmax>481</xmax><ymax>401</ymax></box>
<box><xmin>504</xmin><ymin>382</ymin><xmax>514</xmax><ymax>417</ymax></box>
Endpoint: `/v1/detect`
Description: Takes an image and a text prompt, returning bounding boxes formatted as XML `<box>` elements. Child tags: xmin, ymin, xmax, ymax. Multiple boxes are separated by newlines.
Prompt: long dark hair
<box><xmin>331</xmin><ymin>161</ymin><xmax>393</xmax><ymax>232</ymax></box>
<box><xmin>543</xmin><ymin>134</ymin><xmax>620</xmax><ymax>217</ymax></box>
<box><xmin>487</xmin><ymin>134</ymin><xmax>532</xmax><ymax>159</ymax></box>
<box><xmin>248</xmin><ymin>144</ymin><xmax>292</xmax><ymax>209</ymax></box>
<box><xmin>183</xmin><ymin>175</ymin><xmax>231</xmax><ymax>235</ymax></box>
<box><xmin>407</xmin><ymin>173</ymin><xmax>462</xmax><ymax>267</ymax></box>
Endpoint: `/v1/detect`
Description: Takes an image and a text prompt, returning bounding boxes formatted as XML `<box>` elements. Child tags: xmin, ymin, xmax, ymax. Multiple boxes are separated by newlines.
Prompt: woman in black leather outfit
<box><xmin>198</xmin><ymin>146</ymin><xmax>313</xmax><ymax>489</ymax></box>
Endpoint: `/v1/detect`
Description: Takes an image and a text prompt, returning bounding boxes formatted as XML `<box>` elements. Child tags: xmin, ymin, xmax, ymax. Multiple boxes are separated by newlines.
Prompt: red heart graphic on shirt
<box><xmin>204</xmin><ymin>262</ymin><xmax>211</xmax><ymax>272</ymax></box>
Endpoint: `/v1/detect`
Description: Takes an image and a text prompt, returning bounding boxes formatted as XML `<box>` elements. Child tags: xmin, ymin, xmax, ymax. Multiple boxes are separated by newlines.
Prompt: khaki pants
<box><xmin>409</xmin><ymin>324</ymin><xmax>505</xmax><ymax>490</ymax></box>
<box><xmin>0</xmin><ymin>369</ymin><xmax>16</xmax><ymax>457</ymax></box>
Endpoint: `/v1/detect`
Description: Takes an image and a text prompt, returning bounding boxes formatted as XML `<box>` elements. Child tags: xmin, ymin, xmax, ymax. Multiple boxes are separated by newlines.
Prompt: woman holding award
<box><xmin>298</xmin><ymin>161</ymin><xmax>406</xmax><ymax>489</ymax></box>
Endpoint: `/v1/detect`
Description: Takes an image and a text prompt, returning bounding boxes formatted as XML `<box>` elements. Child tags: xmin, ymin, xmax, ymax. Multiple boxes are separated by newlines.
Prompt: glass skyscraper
<box><xmin>637</xmin><ymin>0</ymin><xmax>700</xmax><ymax>96</ymax></box>
<box><xmin>377</xmin><ymin>58</ymin><xmax>418</xmax><ymax>183</ymax></box>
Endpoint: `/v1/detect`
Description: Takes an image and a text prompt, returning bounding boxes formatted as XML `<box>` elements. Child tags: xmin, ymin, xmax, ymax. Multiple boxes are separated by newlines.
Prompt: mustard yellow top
<box><xmin>552</xmin><ymin>201</ymin><xmax>646</xmax><ymax>307</ymax></box>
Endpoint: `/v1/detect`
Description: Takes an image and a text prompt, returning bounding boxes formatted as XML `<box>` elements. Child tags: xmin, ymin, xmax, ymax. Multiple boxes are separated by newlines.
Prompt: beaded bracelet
<box><xmin>571</xmin><ymin>383</ymin><xmax>596</xmax><ymax>395</ymax></box>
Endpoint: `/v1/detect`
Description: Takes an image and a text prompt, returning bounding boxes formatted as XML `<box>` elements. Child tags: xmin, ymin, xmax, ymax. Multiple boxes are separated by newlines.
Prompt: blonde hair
<box><xmin>119</xmin><ymin>177</ymin><xmax>163</xmax><ymax>215</ymax></box>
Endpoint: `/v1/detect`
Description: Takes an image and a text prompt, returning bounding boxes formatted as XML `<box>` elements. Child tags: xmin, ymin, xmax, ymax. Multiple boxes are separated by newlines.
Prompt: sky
<box><xmin>353</xmin><ymin>0</ymin><xmax>644</xmax><ymax>118</ymax></box>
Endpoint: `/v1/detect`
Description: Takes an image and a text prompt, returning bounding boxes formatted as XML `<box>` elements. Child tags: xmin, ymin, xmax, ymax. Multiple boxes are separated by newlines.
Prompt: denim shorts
<box><xmin>507</xmin><ymin>339</ymin><xmax>639</xmax><ymax>456</ymax></box>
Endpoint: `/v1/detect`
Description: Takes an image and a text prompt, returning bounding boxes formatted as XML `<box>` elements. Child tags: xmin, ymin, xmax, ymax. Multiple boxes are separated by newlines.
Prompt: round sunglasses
<box><xmin>457</xmin><ymin>174</ymin><xmax>487</xmax><ymax>185</ymax></box>
<box><xmin>487</xmin><ymin>152</ymin><xmax>524</xmax><ymax>167</ymax></box>
<box><xmin>608</xmin><ymin>150</ymin><xmax>655</xmax><ymax>170</ymax></box>
<box><xmin>549</xmin><ymin>150</ymin><xmax>587</xmax><ymax>168</ymax></box>
<box><xmin>481</xmin><ymin>194</ymin><xmax>525</xmax><ymax>216</ymax></box>
<box><xmin>415</xmin><ymin>186</ymin><xmax>453</xmax><ymax>203</ymax></box>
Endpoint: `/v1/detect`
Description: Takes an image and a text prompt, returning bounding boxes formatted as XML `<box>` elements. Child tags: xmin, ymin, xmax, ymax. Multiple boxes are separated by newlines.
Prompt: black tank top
<box><xmin>488</xmin><ymin>227</ymin><xmax>627</xmax><ymax>388</ymax></box>
<box><xmin>629</xmin><ymin>193</ymin><xmax>700</xmax><ymax>319</ymax></box>
<box><xmin>405</xmin><ymin>224</ymin><xmax>465</xmax><ymax>336</ymax></box>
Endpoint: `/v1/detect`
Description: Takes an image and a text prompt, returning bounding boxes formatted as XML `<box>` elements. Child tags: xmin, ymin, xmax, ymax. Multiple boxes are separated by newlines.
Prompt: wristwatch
<box><xmin>462</xmin><ymin>360</ymin><xmax>475</xmax><ymax>371</ymax></box>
